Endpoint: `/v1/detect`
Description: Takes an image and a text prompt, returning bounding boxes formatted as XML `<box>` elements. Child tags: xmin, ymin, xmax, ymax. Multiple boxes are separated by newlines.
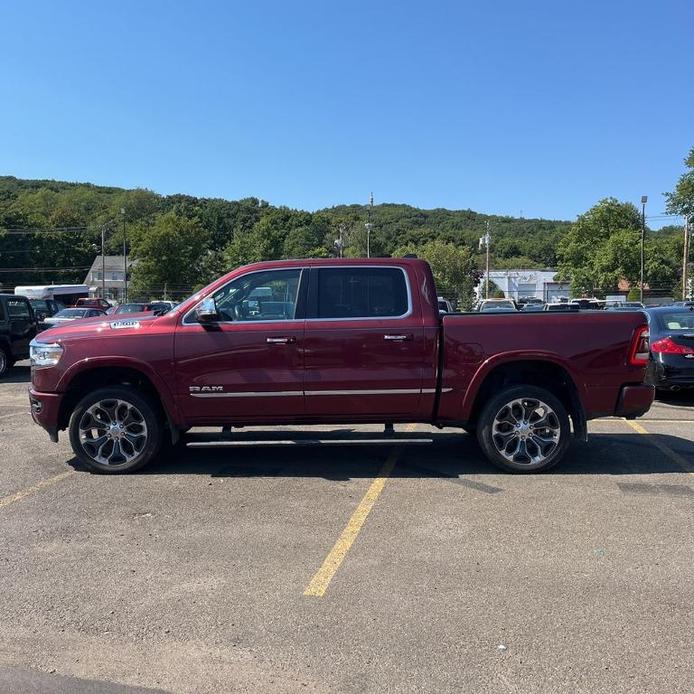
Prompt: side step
<box><xmin>186</xmin><ymin>438</ymin><xmax>434</xmax><ymax>449</ymax></box>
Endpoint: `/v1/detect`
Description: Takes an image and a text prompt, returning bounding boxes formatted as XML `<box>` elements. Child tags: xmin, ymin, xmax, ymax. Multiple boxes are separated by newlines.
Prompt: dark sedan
<box><xmin>645</xmin><ymin>306</ymin><xmax>694</xmax><ymax>392</ymax></box>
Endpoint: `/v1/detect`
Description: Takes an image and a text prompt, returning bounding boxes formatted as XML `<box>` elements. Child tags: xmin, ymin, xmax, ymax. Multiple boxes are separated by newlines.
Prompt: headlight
<box><xmin>30</xmin><ymin>339</ymin><xmax>64</xmax><ymax>368</ymax></box>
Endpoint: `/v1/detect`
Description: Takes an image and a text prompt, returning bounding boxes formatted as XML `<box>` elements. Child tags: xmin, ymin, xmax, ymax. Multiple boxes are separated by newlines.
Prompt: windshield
<box><xmin>481</xmin><ymin>300</ymin><xmax>515</xmax><ymax>311</ymax></box>
<box><xmin>116</xmin><ymin>304</ymin><xmax>148</xmax><ymax>313</ymax></box>
<box><xmin>55</xmin><ymin>309</ymin><xmax>87</xmax><ymax>318</ymax></box>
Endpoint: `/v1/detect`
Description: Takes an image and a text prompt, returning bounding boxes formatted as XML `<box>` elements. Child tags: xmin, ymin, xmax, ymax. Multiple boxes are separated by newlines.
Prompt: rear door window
<box><xmin>7</xmin><ymin>299</ymin><xmax>31</xmax><ymax>319</ymax></box>
<box><xmin>660</xmin><ymin>312</ymin><xmax>694</xmax><ymax>331</ymax></box>
<box><xmin>315</xmin><ymin>267</ymin><xmax>409</xmax><ymax>319</ymax></box>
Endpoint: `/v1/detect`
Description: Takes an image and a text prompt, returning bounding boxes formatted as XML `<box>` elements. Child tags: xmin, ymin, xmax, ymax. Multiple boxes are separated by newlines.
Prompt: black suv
<box><xmin>0</xmin><ymin>294</ymin><xmax>37</xmax><ymax>377</ymax></box>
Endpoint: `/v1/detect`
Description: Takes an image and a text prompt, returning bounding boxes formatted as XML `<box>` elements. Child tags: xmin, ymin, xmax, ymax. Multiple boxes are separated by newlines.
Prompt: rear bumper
<box><xmin>647</xmin><ymin>359</ymin><xmax>694</xmax><ymax>390</ymax></box>
<box><xmin>615</xmin><ymin>384</ymin><xmax>655</xmax><ymax>419</ymax></box>
<box><xmin>29</xmin><ymin>388</ymin><xmax>64</xmax><ymax>442</ymax></box>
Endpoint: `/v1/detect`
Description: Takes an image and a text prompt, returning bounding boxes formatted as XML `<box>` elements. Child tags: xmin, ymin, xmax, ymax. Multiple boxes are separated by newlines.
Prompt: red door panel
<box><xmin>174</xmin><ymin>320</ymin><xmax>304</xmax><ymax>421</ymax></box>
<box><xmin>304</xmin><ymin>319</ymin><xmax>426</xmax><ymax>416</ymax></box>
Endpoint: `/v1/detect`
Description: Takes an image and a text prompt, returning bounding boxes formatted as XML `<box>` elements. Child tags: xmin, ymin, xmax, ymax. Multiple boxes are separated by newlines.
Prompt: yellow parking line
<box><xmin>624</xmin><ymin>419</ymin><xmax>694</xmax><ymax>475</ymax></box>
<box><xmin>0</xmin><ymin>470</ymin><xmax>75</xmax><ymax>511</ymax></box>
<box><xmin>304</xmin><ymin>423</ymin><xmax>416</xmax><ymax>597</ymax></box>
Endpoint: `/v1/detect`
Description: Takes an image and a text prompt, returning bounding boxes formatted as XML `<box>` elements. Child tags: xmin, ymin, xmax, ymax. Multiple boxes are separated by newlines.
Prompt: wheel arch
<box><xmin>57</xmin><ymin>361</ymin><xmax>181</xmax><ymax>442</ymax></box>
<box><xmin>463</xmin><ymin>356</ymin><xmax>587</xmax><ymax>440</ymax></box>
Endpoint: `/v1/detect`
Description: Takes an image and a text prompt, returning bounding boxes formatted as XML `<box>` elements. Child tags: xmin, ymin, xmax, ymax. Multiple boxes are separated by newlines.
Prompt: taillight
<box><xmin>628</xmin><ymin>326</ymin><xmax>650</xmax><ymax>366</ymax></box>
<box><xmin>651</xmin><ymin>337</ymin><xmax>694</xmax><ymax>355</ymax></box>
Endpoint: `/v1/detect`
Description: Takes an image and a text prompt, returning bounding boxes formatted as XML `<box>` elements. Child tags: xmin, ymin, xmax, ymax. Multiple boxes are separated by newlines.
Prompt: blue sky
<box><xmin>1</xmin><ymin>0</ymin><xmax>691</xmax><ymax>224</ymax></box>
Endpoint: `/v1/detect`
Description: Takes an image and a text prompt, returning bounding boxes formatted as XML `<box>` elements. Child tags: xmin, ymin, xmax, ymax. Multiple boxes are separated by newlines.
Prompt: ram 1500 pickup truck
<box><xmin>28</xmin><ymin>258</ymin><xmax>654</xmax><ymax>474</ymax></box>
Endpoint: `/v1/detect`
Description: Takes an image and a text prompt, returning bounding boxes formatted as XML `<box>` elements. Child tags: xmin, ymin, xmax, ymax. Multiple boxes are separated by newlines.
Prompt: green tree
<box><xmin>129</xmin><ymin>211</ymin><xmax>210</xmax><ymax>298</ymax></box>
<box><xmin>557</xmin><ymin>198</ymin><xmax>642</xmax><ymax>295</ymax></box>
<box><xmin>393</xmin><ymin>240</ymin><xmax>479</xmax><ymax>309</ymax></box>
<box><xmin>665</xmin><ymin>146</ymin><xmax>694</xmax><ymax>219</ymax></box>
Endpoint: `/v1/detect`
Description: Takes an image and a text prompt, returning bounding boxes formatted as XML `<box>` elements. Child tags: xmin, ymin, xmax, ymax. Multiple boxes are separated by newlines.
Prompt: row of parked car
<box><xmin>31</xmin><ymin>298</ymin><xmax>177</xmax><ymax>328</ymax></box>
<box><xmin>467</xmin><ymin>297</ymin><xmax>693</xmax><ymax>393</ymax></box>
<box><xmin>0</xmin><ymin>294</ymin><xmax>177</xmax><ymax>377</ymax></box>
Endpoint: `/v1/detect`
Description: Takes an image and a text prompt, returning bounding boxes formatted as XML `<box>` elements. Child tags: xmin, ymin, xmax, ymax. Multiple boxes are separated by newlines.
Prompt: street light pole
<box><xmin>684</xmin><ymin>215</ymin><xmax>691</xmax><ymax>301</ymax></box>
<box><xmin>121</xmin><ymin>208</ymin><xmax>127</xmax><ymax>303</ymax></box>
<box><xmin>640</xmin><ymin>195</ymin><xmax>647</xmax><ymax>303</ymax></box>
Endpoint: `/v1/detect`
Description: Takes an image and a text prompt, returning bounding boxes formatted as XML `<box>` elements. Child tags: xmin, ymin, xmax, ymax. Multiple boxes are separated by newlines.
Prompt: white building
<box><xmin>480</xmin><ymin>269</ymin><xmax>570</xmax><ymax>302</ymax></box>
<box><xmin>84</xmin><ymin>255</ymin><xmax>136</xmax><ymax>301</ymax></box>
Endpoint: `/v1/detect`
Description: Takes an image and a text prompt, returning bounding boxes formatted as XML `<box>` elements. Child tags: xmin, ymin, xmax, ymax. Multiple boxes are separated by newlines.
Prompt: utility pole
<box><xmin>100</xmin><ymin>224</ymin><xmax>106</xmax><ymax>299</ymax></box>
<box><xmin>684</xmin><ymin>215</ymin><xmax>691</xmax><ymax>301</ymax></box>
<box><xmin>334</xmin><ymin>223</ymin><xmax>346</xmax><ymax>258</ymax></box>
<box><xmin>485</xmin><ymin>221</ymin><xmax>491</xmax><ymax>299</ymax></box>
<box><xmin>121</xmin><ymin>207</ymin><xmax>128</xmax><ymax>303</ymax></box>
<box><xmin>640</xmin><ymin>195</ymin><xmax>647</xmax><ymax>303</ymax></box>
<box><xmin>365</xmin><ymin>192</ymin><xmax>374</xmax><ymax>258</ymax></box>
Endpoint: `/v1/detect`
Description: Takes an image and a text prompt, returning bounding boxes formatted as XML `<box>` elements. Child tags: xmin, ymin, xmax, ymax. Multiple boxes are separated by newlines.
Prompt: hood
<box><xmin>37</xmin><ymin>311</ymin><xmax>164</xmax><ymax>342</ymax></box>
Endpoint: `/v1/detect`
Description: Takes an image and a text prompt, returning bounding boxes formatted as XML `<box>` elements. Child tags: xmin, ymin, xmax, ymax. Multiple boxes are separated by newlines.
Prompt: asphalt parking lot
<box><xmin>1</xmin><ymin>363</ymin><xmax>693</xmax><ymax>694</ymax></box>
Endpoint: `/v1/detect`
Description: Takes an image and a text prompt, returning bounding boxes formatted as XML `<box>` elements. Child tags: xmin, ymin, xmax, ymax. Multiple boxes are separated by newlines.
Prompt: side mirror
<box><xmin>195</xmin><ymin>297</ymin><xmax>219</xmax><ymax>323</ymax></box>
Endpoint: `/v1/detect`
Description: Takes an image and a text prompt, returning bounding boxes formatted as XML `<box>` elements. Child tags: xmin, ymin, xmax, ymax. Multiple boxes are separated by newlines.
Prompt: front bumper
<box><xmin>29</xmin><ymin>388</ymin><xmax>64</xmax><ymax>442</ymax></box>
<box><xmin>615</xmin><ymin>384</ymin><xmax>655</xmax><ymax>419</ymax></box>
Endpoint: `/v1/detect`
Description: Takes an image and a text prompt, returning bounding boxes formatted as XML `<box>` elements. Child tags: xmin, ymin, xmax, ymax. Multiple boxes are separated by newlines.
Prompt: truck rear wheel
<box><xmin>476</xmin><ymin>385</ymin><xmax>570</xmax><ymax>473</ymax></box>
<box><xmin>69</xmin><ymin>386</ymin><xmax>162</xmax><ymax>474</ymax></box>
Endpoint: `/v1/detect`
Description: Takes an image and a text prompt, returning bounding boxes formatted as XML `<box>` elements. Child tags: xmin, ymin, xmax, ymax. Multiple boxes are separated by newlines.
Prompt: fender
<box><xmin>459</xmin><ymin>349</ymin><xmax>588</xmax><ymax>422</ymax></box>
<box><xmin>56</xmin><ymin>355</ymin><xmax>183</xmax><ymax>427</ymax></box>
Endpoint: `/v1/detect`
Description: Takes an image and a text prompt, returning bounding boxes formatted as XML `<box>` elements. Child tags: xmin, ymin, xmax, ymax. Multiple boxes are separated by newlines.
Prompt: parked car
<box><xmin>437</xmin><ymin>297</ymin><xmax>454</xmax><ymax>314</ymax></box>
<box><xmin>0</xmin><ymin>294</ymin><xmax>37</xmax><ymax>377</ymax></box>
<box><xmin>644</xmin><ymin>306</ymin><xmax>694</xmax><ymax>392</ymax></box>
<box><xmin>74</xmin><ymin>297</ymin><xmax>111</xmax><ymax>311</ymax></box>
<box><xmin>29</xmin><ymin>298</ymin><xmax>63</xmax><ymax>327</ymax></box>
<box><xmin>569</xmin><ymin>298</ymin><xmax>603</xmax><ymax>310</ymax></box>
<box><xmin>478</xmin><ymin>299</ymin><xmax>517</xmax><ymax>313</ymax></box>
<box><xmin>521</xmin><ymin>302</ymin><xmax>545</xmax><ymax>312</ymax></box>
<box><xmin>149</xmin><ymin>300</ymin><xmax>177</xmax><ymax>315</ymax></box>
<box><xmin>42</xmin><ymin>308</ymin><xmax>107</xmax><ymax>327</ymax></box>
<box><xmin>606</xmin><ymin>301</ymin><xmax>645</xmax><ymax>312</ymax></box>
<box><xmin>113</xmin><ymin>302</ymin><xmax>154</xmax><ymax>315</ymax></box>
<box><xmin>29</xmin><ymin>258</ymin><xmax>653</xmax><ymax>475</ymax></box>
<box><xmin>544</xmin><ymin>303</ymin><xmax>580</xmax><ymax>312</ymax></box>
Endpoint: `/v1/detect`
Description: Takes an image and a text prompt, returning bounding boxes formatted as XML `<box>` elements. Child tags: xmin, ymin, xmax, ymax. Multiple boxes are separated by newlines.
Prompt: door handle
<box><xmin>266</xmin><ymin>336</ymin><xmax>296</xmax><ymax>344</ymax></box>
<box><xmin>383</xmin><ymin>334</ymin><xmax>412</xmax><ymax>341</ymax></box>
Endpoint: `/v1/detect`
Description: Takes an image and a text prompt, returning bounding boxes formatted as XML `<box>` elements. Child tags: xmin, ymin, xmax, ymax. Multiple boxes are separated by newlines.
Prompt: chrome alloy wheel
<box><xmin>78</xmin><ymin>398</ymin><xmax>148</xmax><ymax>466</ymax></box>
<box><xmin>491</xmin><ymin>397</ymin><xmax>561</xmax><ymax>466</ymax></box>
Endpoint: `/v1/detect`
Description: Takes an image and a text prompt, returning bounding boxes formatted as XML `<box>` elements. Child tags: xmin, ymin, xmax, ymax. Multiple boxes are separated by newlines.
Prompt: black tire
<box><xmin>476</xmin><ymin>385</ymin><xmax>571</xmax><ymax>473</ymax></box>
<box><xmin>0</xmin><ymin>347</ymin><xmax>11</xmax><ymax>378</ymax></box>
<box><xmin>69</xmin><ymin>386</ymin><xmax>163</xmax><ymax>474</ymax></box>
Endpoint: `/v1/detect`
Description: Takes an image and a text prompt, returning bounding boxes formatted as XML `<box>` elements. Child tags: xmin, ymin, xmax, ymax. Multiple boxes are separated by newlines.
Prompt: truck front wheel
<box><xmin>69</xmin><ymin>386</ymin><xmax>163</xmax><ymax>474</ymax></box>
<box><xmin>476</xmin><ymin>385</ymin><xmax>570</xmax><ymax>473</ymax></box>
<box><xmin>0</xmin><ymin>347</ymin><xmax>12</xmax><ymax>378</ymax></box>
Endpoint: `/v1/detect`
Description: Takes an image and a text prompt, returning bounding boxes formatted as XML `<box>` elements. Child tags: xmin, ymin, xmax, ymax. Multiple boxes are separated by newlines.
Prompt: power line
<box><xmin>0</xmin><ymin>266</ymin><xmax>92</xmax><ymax>273</ymax></box>
<box><xmin>1</xmin><ymin>226</ymin><xmax>90</xmax><ymax>235</ymax></box>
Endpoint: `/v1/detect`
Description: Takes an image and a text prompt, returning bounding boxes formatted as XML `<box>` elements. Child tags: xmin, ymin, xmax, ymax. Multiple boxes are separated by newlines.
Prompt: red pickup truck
<box><xmin>28</xmin><ymin>258</ymin><xmax>654</xmax><ymax>474</ymax></box>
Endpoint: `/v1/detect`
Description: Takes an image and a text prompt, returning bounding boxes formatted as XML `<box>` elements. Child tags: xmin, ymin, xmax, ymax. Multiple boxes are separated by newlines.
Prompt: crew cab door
<box><xmin>174</xmin><ymin>268</ymin><xmax>306</xmax><ymax>422</ymax></box>
<box><xmin>303</xmin><ymin>265</ymin><xmax>426</xmax><ymax>417</ymax></box>
<box><xmin>2</xmin><ymin>297</ymin><xmax>36</xmax><ymax>359</ymax></box>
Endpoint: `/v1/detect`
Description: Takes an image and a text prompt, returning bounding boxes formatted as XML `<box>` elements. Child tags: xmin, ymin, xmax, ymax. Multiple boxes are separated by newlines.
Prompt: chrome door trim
<box><xmin>190</xmin><ymin>390</ymin><xmax>303</xmax><ymax>398</ymax></box>
<box><xmin>304</xmin><ymin>388</ymin><xmax>420</xmax><ymax>396</ymax></box>
<box><xmin>305</xmin><ymin>265</ymin><xmax>413</xmax><ymax>321</ymax></box>
<box><xmin>189</xmin><ymin>387</ymin><xmax>450</xmax><ymax>398</ymax></box>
